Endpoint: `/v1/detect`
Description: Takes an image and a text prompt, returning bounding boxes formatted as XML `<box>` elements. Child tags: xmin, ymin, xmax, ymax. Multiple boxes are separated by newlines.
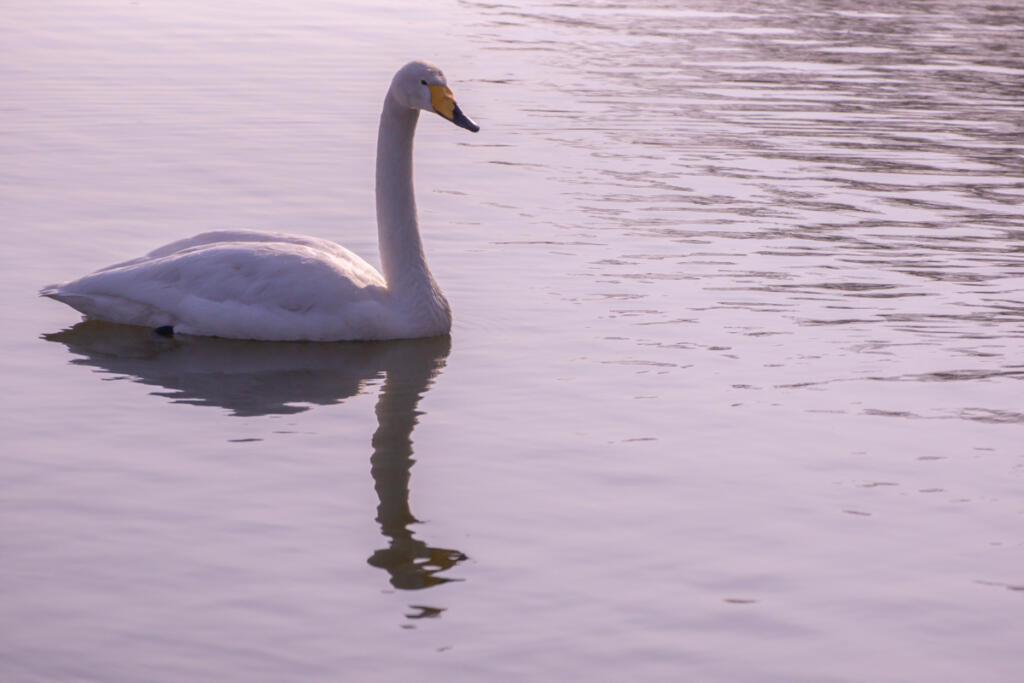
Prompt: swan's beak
<box><xmin>429</xmin><ymin>84</ymin><xmax>480</xmax><ymax>133</ymax></box>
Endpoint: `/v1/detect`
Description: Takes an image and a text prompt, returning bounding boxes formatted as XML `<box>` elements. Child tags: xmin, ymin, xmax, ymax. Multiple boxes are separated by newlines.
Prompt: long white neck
<box><xmin>375</xmin><ymin>91</ymin><xmax>442</xmax><ymax>300</ymax></box>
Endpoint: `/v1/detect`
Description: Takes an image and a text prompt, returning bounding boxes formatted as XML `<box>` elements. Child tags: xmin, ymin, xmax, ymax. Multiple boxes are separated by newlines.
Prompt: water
<box><xmin>3</xmin><ymin>0</ymin><xmax>1023</xmax><ymax>680</ymax></box>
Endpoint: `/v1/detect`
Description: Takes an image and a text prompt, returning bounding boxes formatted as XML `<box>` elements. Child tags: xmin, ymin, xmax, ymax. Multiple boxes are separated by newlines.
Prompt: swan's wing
<box><xmin>92</xmin><ymin>230</ymin><xmax>369</xmax><ymax>273</ymax></box>
<box><xmin>44</xmin><ymin>241</ymin><xmax>390</xmax><ymax>340</ymax></box>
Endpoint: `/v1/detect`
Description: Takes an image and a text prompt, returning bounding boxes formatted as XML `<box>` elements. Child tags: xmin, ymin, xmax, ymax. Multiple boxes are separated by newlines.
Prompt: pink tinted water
<box><xmin>2</xmin><ymin>0</ymin><xmax>1022</xmax><ymax>680</ymax></box>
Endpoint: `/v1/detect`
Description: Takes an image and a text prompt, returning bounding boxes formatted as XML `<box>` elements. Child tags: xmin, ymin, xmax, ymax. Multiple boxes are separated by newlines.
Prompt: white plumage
<box><xmin>41</xmin><ymin>60</ymin><xmax>479</xmax><ymax>341</ymax></box>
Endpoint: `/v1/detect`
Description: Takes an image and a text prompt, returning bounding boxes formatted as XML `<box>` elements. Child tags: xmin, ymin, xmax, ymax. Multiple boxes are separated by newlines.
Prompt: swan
<box><xmin>40</xmin><ymin>60</ymin><xmax>479</xmax><ymax>341</ymax></box>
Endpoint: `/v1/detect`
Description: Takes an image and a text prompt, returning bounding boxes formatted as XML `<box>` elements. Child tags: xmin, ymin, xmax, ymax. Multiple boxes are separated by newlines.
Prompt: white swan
<box><xmin>41</xmin><ymin>60</ymin><xmax>479</xmax><ymax>341</ymax></box>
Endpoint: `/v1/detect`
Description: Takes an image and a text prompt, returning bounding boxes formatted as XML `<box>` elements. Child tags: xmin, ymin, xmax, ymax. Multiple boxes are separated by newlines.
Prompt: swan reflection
<box><xmin>44</xmin><ymin>320</ymin><xmax>466</xmax><ymax>597</ymax></box>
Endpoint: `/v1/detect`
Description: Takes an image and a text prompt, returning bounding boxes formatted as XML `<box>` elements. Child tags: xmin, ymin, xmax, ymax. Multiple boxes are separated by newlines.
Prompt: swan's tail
<box><xmin>41</xmin><ymin>285</ymin><xmax>174</xmax><ymax>330</ymax></box>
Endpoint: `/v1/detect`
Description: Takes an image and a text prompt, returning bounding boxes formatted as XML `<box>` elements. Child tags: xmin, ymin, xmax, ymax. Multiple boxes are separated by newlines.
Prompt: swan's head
<box><xmin>390</xmin><ymin>60</ymin><xmax>480</xmax><ymax>133</ymax></box>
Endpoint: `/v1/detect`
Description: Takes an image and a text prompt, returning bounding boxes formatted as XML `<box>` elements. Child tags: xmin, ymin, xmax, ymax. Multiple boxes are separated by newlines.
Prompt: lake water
<box><xmin>2</xmin><ymin>0</ymin><xmax>1022</xmax><ymax>680</ymax></box>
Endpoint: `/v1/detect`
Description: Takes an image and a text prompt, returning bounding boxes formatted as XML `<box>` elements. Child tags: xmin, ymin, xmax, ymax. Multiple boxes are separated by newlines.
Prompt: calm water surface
<box><xmin>2</xmin><ymin>0</ymin><xmax>1022</xmax><ymax>680</ymax></box>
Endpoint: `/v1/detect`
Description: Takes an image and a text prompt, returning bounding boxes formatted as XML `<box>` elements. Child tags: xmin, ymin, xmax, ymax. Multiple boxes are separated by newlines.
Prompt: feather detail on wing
<box><xmin>42</xmin><ymin>234</ymin><xmax>393</xmax><ymax>340</ymax></box>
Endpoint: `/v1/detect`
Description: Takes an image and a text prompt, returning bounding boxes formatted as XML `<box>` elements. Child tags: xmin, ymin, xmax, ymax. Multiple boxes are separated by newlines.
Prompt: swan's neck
<box><xmin>375</xmin><ymin>92</ymin><xmax>444</xmax><ymax>303</ymax></box>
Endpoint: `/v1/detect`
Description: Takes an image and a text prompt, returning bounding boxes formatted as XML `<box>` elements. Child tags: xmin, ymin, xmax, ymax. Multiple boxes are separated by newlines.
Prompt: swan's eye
<box><xmin>420</xmin><ymin>79</ymin><xmax>428</xmax><ymax>85</ymax></box>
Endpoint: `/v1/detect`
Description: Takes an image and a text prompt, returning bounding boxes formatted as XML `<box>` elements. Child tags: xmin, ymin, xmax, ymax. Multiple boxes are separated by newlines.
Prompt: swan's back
<box><xmin>92</xmin><ymin>230</ymin><xmax>379</xmax><ymax>275</ymax></box>
<box><xmin>42</xmin><ymin>230</ymin><xmax>396</xmax><ymax>341</ymax></box>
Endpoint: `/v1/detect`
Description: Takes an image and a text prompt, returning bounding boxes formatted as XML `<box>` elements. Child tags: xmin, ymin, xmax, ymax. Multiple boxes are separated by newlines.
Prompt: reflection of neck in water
<box><xmin>43</xmin><ymin>321</ymin><xmax>467</xmax><ymax>589</ymax></box>
<box><xmin>367</xmin><ymin>348</ymin><xmax>467</xmax><ymax>590</ymax></box>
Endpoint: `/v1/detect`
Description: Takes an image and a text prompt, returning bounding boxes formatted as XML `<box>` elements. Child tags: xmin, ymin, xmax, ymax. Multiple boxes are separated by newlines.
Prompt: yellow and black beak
<box><xmin>429</xmin><ymin>84</ymin><xmax>480</xmax><ymax>133</ymax></box>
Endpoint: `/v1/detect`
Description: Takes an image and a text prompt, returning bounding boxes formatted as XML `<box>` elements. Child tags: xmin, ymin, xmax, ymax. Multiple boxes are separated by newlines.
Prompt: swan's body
<box><xmin>41</xmin><ymin>61</ymin><xmax>479</xmax><ymax>341</ymax></box>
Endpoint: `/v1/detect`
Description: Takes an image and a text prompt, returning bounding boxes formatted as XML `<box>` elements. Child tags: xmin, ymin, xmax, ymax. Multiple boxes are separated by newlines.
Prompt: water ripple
<box><xmin>469</xmin><ymin>0</ymin><xmax>1024</xmax><ymax>421</ymax></box>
